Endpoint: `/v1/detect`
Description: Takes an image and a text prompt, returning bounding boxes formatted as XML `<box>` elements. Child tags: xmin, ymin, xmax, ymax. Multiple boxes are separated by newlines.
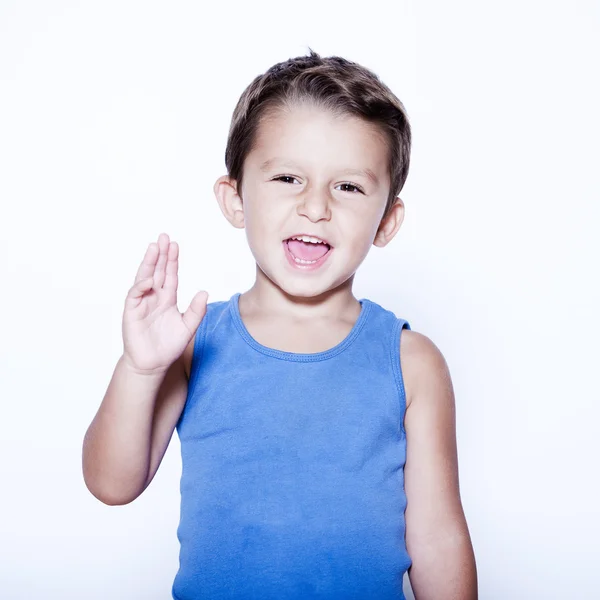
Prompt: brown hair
<box><xmin>224</xmin><ymin>49</ymin><xmax>411</xmax><ymax>220</ymax></box>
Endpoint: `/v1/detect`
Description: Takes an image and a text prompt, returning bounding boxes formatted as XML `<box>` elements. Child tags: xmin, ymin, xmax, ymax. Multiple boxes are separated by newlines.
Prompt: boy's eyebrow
<box><xmin>341</xmin><ymin>168</ymin><xmax>380</xmax><ymax>185</ymax></box>
<box><xmin>259</xmin><ymin>158</ymin><xmax>298</xmax><ymax>172</ymax></box>
<box><xmin>259</xmin><ymin>158</ymin><xmax>379</xmax><ymax>185</ymax></box>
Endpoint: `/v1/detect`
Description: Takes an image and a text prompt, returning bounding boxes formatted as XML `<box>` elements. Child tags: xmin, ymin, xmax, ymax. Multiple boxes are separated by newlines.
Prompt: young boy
<box><xmin>83</xmin><ymin>50</ymin><xmax>477</xmax><ymax>599</ymax></box>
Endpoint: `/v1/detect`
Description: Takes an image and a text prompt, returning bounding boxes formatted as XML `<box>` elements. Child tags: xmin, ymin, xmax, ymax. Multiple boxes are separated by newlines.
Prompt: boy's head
<box><xmin>215</xmin><ymin>50</ymin><xmax>411</xmax><ymax>297</ymax></box>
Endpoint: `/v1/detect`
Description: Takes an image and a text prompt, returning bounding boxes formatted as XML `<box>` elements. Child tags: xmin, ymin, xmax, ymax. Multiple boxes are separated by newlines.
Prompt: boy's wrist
<box><xmin>119</xmin><ymin>353</ymin><xmax>170</xmax><ymax>379</ymax></box>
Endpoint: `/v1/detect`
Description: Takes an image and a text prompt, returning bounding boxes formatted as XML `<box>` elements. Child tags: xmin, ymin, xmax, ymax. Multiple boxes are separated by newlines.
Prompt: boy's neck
<box><xmin>240</xmin><ymin>266</ymin><xmax>360</xmax><ymax>322</ymax></box>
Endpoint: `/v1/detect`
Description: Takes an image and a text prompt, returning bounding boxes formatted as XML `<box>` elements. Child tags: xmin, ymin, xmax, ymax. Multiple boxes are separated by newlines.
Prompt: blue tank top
<box><xmin>172</xmin><ymin>292</ymin><xmax>412</xmax><ymax>599</ymax></box>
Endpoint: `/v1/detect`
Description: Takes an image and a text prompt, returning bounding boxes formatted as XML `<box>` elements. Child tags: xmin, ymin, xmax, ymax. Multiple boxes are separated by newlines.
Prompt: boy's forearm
<box><xmin>82</xmin><ymin>355</ymin><xmax>166</xmax><ymax>505</ymax></box>
<box><xmin>408</xmin><ymin>531</ymin><xmax>478</xmax><ymax>600</ymax></box>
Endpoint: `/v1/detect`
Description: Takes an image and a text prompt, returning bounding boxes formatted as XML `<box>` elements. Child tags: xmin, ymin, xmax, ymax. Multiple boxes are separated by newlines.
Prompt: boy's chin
<box><xmin>256</xmin><ymin>260</ymin><xmax>353</xmax><ymax>299</ymax></box>
<box><xmin>276</xmin><ymin>275</ymin><xmax>355</xmax><ymax>302</ymax></box>
<box><xmin>267</xmin><ymin>273</ymin><xmax>333</xmax><ymax>300</ymax></box>
<box><xmin>277</xmin><ymin>280</ymin><xmax>328</xmax><ymax>299</ymax></box>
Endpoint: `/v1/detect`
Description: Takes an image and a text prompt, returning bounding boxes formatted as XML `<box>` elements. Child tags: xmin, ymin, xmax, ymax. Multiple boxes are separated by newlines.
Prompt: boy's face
<box><xmin>215</xmin><ymin>103</ymin><xmax>404</xmax><ymax>299</ymax></box>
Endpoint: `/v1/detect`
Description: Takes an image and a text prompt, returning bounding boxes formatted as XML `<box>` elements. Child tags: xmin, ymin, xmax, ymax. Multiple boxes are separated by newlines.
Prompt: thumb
<box><xmin>182</xmin><ymin>291</ymin><xmax>209</xmax><ymax>334</ymax></box>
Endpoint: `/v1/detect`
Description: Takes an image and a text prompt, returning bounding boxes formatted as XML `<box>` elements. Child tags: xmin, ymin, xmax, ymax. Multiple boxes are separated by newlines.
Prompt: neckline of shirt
<box><xmin>228</xmin><ymin>292</ymin><xmax>372</xmax><ymax>362</ymax></box>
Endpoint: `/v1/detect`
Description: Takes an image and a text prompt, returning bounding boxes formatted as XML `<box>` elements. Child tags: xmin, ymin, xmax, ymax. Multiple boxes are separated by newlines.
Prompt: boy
<box><xmin>83</xmin><ymin>50</ymin><xmax>477</xmax><ymax>599</ymax></box>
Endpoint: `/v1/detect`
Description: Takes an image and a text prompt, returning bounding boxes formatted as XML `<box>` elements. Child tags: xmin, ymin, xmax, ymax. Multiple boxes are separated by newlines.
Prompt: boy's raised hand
<box><xmin>121</xmin><ymin>233</ymin><xmax>208</xmax><ymax>375</ymax></box>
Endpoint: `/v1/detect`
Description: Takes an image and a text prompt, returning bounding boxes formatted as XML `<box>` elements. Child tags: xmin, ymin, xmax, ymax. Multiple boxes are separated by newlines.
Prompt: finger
<box><xmin>153</xmin><ymin>233</ymin><xmax>170</xmax><ymax>289</ymax></box>
<box><xmin>133</xmin><ymin>242</ymin><xmax>159</xmax><ymax>285</ymax></box>
<box><xmin>124</xmin><ymin>277</ymin><xmax>154</xmax><ymax>310</ymax></box>
<box><xmin>181</xmin><ymin>291</ymin><xmax>209</xmax><ymax>334</ymax></box>
<box><xmin>163</xmin><ymin>241</ymin><xmax>179</xmax><ymax>294</ymax></box>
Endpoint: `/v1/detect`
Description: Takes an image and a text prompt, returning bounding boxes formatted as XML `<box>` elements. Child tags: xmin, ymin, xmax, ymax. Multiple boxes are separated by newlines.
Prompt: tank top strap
<box><xmin>390</xmin><ymin>314</ymin><xmax>411</xmax><ymax>434</ymax></box>
<box><xmin>186</xmin><ymin>300</ymin><xmax>227</xmax><ymax>392</ymax></box>
<box><xmin>345</xmin><ymin>297</ymin><xmax>411</xmax><ymax>434</ymax></box>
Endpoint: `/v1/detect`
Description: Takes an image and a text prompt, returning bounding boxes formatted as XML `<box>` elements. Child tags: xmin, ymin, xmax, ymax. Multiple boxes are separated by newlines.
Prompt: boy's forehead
<box><xmin>248</xmin><ymin>110</ymin><xmax>389</xmax><ymax>179</ymax></box>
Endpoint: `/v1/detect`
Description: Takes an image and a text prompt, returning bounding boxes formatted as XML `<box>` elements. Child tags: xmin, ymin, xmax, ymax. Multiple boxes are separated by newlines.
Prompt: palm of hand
<box><xmin>121</xmin><ymin>233</ymin><xmax>208</xmax><ymax>374</ymax></box>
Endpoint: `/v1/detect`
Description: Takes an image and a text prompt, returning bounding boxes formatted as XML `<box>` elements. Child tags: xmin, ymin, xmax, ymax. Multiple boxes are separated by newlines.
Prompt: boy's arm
<box><xmin>401</xmin><ymin>330</ymin><xmax>478</xmax><ymax>600</ymax></box>
<box><xmin>82</xmin><ymin>336</ymin><xmax>193</xmax><ymax>506</ymax></box>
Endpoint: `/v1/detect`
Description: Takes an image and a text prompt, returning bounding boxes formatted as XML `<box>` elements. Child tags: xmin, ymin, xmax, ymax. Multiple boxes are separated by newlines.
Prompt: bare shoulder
<box><xmin>399</xmin><ymin>329</ymin><xmax>453</xmax><ymax>409</ymax></box>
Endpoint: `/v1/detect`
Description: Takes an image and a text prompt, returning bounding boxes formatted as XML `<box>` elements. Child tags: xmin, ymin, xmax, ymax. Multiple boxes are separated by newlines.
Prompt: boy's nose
<box><xmin>296</xmin><ymin>190</ymin><xmax>332</xmax><ymax>222</ymax></box>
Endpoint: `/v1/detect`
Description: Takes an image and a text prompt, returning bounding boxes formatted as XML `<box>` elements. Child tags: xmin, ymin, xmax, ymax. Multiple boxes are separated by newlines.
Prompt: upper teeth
<box><xmin>290</xmin><ymin>235</ymin><xmax>327</xmax><ymax>245</ymax></box>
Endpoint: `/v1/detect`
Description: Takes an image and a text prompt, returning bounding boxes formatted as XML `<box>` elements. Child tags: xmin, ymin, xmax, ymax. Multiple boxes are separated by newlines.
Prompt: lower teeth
<box><xmin>293</xmin><ymin>256</ymin><xmax>317</xmax><ymax>264</ymax></box>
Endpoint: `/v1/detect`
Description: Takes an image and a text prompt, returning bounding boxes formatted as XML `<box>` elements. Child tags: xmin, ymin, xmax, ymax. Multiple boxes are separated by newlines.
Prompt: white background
<box><xmin>1</xmin><ymin>1</ymin><xmax>598</xmax><ymax>598</ymax></box>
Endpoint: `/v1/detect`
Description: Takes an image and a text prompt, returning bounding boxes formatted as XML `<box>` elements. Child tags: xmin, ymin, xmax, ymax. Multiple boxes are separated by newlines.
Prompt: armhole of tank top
<box><xmin>391</xmin><ymin>317</ymin><xmax>411</xmax><ymax>436</ymax></box>
<box><xmin>187</xmin><ymin>309</ymin><xmax>209</xmax><ymax>398</ymax></box>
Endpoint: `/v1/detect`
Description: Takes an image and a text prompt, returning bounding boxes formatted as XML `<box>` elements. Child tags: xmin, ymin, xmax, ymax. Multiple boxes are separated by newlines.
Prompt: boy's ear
<box><xmin>373</xmin><ymin>197</ymin><xmax>405</xmax><ymax>247</ymax></box>
<box><xmin>214</xmin><ymin>175</ymin><xmax>245</xmax><ymax>229</ymax></box>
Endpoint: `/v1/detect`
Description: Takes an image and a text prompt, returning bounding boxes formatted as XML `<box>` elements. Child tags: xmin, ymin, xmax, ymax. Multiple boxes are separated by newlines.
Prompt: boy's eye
<box><xmin>273</xmin><ymin>175</ymin><xmax>299</xmax><ymax>184</ymax></box>
<box><xmin>337</xmin><ymin>183</ymin><xmax>363</xmax><ymax>194</ymax></box>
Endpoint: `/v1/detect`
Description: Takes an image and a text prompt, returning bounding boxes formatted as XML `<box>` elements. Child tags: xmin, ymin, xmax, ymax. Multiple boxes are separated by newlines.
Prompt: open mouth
<box><xmin>283</xmin><ymin>237</ymin><xmax>332</xmax><ymax>266</ymax></box>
